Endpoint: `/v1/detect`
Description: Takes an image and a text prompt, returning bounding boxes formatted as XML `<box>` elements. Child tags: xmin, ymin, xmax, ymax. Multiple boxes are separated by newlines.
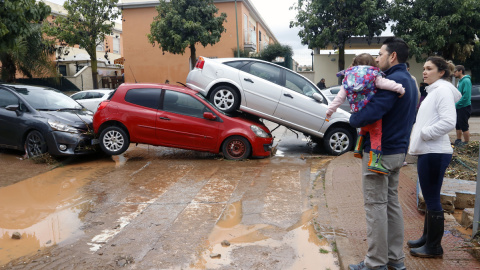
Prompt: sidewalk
<box><xmin>325</xmin><ymin>152</ymin><xmax>480</xmax><ymax>270</ymax></box>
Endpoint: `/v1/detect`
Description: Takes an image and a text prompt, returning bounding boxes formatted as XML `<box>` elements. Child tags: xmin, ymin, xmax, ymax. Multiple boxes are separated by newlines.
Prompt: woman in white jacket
<box><xmin>407</xmin><ymin>56</ymin><xmax>462</xmax><ymax>258</ymax></box>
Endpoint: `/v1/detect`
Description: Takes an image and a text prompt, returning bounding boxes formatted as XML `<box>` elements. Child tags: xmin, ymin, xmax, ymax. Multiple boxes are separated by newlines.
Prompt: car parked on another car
<box><xmin>321</xmin><ymin>85</ymin><xmax>352</xmax><ymax>112</ymax></box>
<box><xmin>471</xmin><ymin>84</ymin><xmax>480</xmax><ymax>115</ymax></box>
<box><xmin>71</xmin><ymin>89</ymin><xmax>114</xmax><ymax>112</ymax></box>
<box><xmin>186</xmin><ymin>57</ymin><xmax>356</xmax><ymax>155</ymax></box>
<box><xmin>0</xmin><ymin>83</ymin><xmax>96</xmax><ymax>157</ymax></box>
<box><xmin>93</xmin><ymin>83</ymin><xmax>273</xmax><ymax>160</ymax></box>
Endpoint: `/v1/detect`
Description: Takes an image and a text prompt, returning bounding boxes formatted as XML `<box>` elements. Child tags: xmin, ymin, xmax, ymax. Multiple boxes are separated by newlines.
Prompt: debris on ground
<box><xmin>445</xmin><ymin>141</ymin><xmax>479</xmax><ymax>181</ymax></box>
<box><xmin>11</xmin><ymin>232</ymin><xmax>21</xmax><ymax>239</ymax></box>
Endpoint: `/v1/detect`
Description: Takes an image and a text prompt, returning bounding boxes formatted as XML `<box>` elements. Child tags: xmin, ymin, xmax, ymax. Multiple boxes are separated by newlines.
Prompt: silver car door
<box><xmin>274</xmin><ymin>70</ymin><xmax>327</xmax><ymax>131</ymax></box>
<box><xmin>238</xmin><ymin>62</ymin><xmax>282</xmax><ymax>115</ymax></box>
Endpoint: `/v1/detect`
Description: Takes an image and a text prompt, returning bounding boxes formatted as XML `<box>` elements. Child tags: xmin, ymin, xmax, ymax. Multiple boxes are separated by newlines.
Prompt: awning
<box><xmin>114</xmin><ymin>57</ymin><xmax>124</xmax><ymax>65</ymax></box>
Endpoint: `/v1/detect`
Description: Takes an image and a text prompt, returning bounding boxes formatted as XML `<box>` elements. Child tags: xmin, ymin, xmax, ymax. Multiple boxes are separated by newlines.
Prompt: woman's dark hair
<box><xmin>352</xmin><ymin>53</ymin><xmax>377</xmax><ymax>67</ymax></box>
<box><xmin>426</xmin><ymin>56</ymin><xmax>450</xmax><ymax>79</ymax></box>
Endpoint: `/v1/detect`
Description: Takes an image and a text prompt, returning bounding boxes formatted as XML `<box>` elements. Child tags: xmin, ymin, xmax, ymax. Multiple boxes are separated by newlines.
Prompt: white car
<box><xmin>321</xmin><ymin>85</ymin><xmax>352</xmax><ymax>112</ymax></box>
<box><xmin>71</xmin><ymin>89</ymin><xmax>114</xmax><ymax>112</ymax></box>
<box><xmin>186</xmin><ymin>57</ymin><xmax>356</xmax><ymax>155</ymax></box>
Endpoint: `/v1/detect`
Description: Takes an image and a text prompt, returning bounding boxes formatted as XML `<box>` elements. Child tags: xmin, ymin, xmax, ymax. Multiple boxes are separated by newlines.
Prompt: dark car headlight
<box><xmin>250</xmin><ymin>125</ymin><xmax>270</xmax><ymax>138</ymax></box>
<box><xmin>48</xmin><ymin>119</ymin><xmax>81</xmax><ymax>133</ymax></box>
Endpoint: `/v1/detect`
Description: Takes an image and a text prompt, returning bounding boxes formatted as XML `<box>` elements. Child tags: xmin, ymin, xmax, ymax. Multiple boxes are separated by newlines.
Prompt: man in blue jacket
<box><xmin>348</xmin><ymin>37</ymin><xmax>417</xmax><ymax>270</ymax></box>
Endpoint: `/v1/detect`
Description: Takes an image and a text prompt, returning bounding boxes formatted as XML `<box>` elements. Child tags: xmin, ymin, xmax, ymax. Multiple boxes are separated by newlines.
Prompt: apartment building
<box><xmin>118</xmin><ymin>0</ymin><xmax>278</xmax><ymax>84</ymax></box>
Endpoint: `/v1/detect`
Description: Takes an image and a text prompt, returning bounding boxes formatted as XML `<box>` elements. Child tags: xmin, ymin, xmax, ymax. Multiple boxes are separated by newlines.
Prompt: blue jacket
<box><xmin>349</xmin><ymin>63</ymin><xmax>417</xmax><ymax>155</ymax></box>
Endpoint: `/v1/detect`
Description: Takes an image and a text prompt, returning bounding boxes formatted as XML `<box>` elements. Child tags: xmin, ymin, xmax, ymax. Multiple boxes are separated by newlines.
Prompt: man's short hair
<box><xmin>455</xmin><ymin>65</ymin><xmax>465</xmax><ymax>74</ymax></box>
<box><xmin>383</xmin><ymin>37</ymin><xmax>409</xmax><ymax>63</ymax></box>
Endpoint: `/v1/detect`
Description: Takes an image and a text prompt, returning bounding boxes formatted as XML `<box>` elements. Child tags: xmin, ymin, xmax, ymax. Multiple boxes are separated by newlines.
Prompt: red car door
<box><xmin>156</xmin><ymin>90</ymin><xmax>220</xmax><ymax>151</ymax></box>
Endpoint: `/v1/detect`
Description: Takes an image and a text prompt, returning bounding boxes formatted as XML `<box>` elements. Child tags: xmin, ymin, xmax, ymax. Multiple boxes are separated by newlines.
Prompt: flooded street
<box><xmin>0</xmin><ymin>125</ymin><xmax>340</xmax><ymax>269</ymax></box>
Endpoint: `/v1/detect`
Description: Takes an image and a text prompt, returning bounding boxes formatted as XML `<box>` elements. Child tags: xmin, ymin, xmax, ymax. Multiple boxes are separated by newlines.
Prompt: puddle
<box><xmin>111</xmin><ymin>154</ymin><xmax>128</xmax><ymax>167</ymax></box>
<box><xmin>0</xmin><ymin>161</ymin><xmax>113</xmax><ymax>265</ymax></box>
<box><xmin>192</xmin><ymin>202</ymin><xmax>339</xmax><ymax>269</ymax></box>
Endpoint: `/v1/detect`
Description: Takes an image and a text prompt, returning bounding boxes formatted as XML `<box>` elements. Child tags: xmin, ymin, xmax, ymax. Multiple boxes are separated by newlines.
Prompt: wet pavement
<box><xmin>1</xmin><ymin>118</ymin><xmax>478</xmax><ymax>269</ymax></box>
<box><xmin>0</xmin><ymin>124</ymin><xmax>339</xmax><ymax>269</ymax></box>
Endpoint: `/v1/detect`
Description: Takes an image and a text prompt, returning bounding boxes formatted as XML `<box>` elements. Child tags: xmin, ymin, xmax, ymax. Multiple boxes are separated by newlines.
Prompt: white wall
<box><xmin>313</xmin><ymin>53</ymin><xmax>426</xmax><ymax>89</ymax></box>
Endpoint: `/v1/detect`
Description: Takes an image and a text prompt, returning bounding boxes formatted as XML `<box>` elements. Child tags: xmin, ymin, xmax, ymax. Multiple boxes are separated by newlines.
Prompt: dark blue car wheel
<box><xmin>25</xmin><ymin>130</ymin><xmax>47</xmax><ymax>157</ymax></box>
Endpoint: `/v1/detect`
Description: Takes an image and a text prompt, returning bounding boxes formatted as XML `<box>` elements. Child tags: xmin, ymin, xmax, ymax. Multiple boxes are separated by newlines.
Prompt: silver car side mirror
<box><xmin>312</xmin><ymin>93</ymin><xmax>324</xmax><ymax>103</ymax></box>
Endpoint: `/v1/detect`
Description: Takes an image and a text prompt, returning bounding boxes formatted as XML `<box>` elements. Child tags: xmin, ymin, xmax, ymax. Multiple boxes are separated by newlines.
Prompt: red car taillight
<box><xmin>97</xmin><ymin>100</ymin><xmax>109</xmax><ymax>111</ymax></box>
<box><xmin>195</xmin><ymin>57</ymin><xmax>205</xmax><ymax>69</ymax></box>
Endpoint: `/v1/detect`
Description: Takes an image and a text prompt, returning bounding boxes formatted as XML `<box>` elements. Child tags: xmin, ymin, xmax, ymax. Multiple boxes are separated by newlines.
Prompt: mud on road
<box><xmin>1</xmin><ymin>144</ymin><xmax>339</xmax><ymax>270</ymax></box>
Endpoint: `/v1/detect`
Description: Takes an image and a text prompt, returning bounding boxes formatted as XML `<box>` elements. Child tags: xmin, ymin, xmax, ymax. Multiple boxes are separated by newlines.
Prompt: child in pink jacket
<box><xmin>326</xmin><ymin>53</ymin><xmax>405</xmax><ymax>174</ymax></box>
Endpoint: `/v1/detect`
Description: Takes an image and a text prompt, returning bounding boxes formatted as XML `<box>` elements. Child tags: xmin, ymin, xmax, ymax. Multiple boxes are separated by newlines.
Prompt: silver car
<box><xmin>186</xmin><ymin>57</ymin><xmax>356</xmax><ymax>155</ymax></box>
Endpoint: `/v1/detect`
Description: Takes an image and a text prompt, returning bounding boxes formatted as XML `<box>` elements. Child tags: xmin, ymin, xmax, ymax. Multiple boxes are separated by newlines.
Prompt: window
<box><xmin>96</xmin><ymin>39</ymin><xmax>105</xmax><ymax>51</ymax></box>
<box><xmin>259</xmin><ymin>30</ymin><xmax>262</xmax><ymax>41</ymax></box>
<box><xmin>0</xmin><ymin>90</ymin><xmax>18</xmax><ymax>108</ymax></box>
<box><xmin>243</xmin><ymin>62</ymin><xmax>281</xmax><ymax>85</ymax></box>
<box><xmin>71</xmin><ymin>92</ymin><xmax>88</xmax><ymax>100</ymax></box>
<box><xmin>285</xmin><ymin>71</ymin><xmax>318</xmax><ymax>97</ymax></box>
<box><xmin>58</xmin><ymin>65</ymin><xmax>67</xmax><ymax>76</ymax></box>
<box><xmin>243</xmin><ymin>14</ymin><xmax>248</xmax><ymax>43</ymax></box>
<box><xmin>91</xmin><ymin>92</ymin><xmax>105</xmax><ymax>98</ymax></box>
<box><xmin>113</xmin><ymin>37</ymin><xmax>120</xmax><ymax>54</ymax></box>
<box><xmin>124</xmin><ymin>88</ymin><xmax>161</xmax><ymax>109</ymax></box>
<box><xmin>163</xmin><ymin>91</ymin><xmax>210</xmax><ymax>118</ymax></box>
<box><xmin>224</xmin><ymin>61</ymin><xmax>250</xmax><ymax>70</ymax></box>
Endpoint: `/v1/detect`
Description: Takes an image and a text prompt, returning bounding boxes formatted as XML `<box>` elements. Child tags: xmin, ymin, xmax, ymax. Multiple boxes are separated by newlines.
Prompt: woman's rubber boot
<box><xmin>410</xmin><ymin>210</ymin><xmax>444</xmax><ymax>258</ymax></box>
<box><xmin>407</xmin><ymin>210</ymin><xmax>428</xmax><ymax>248</ymax></box>
<box><xmin>353</xmin><ymin>135</ymin><xmax>364</xmax><ymax>159</ymax></box>
<box><xmin>367</xmin><ymin>149</ymin><xmax>389</xmax><ymax>175</ymax></box>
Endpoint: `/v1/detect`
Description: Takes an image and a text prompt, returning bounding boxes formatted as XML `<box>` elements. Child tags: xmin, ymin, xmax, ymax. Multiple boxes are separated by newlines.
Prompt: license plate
<box><xmin>91</xmin><ymin>139</ymin><xmax>99</xmax><ymax>145</ymax></box>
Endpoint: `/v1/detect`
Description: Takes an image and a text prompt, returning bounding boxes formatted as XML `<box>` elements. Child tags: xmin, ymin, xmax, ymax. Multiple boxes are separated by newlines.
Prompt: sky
<box><xmin>249</xmin><ymin>0</ymin><xmax>312</xmax><ymax>66</ymax></box>
<box><xmin>45</xmin><ymin>0</ymin><xmax>313</xmax><ymax>66</ymax></box>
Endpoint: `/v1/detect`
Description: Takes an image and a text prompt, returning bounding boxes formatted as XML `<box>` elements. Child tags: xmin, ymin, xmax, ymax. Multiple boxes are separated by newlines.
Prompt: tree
<box><xmin>0</xmin><ymin>0</ymin><xmax>52</xmax><ymax>82</ymax></box>
<box><xmin>148</xmin><ymin>0</ymin><xmax>227</xmax><ymax>70</ymax></box>
<box><xmin>291</xmin><ymin>0</ymin><xmax>389</xmax><ymax>83</ymax></box>
<box><xmin>1</xmin><ymin>24</ymin><xmax>57</xmax><ymax>82</ymax></box>
<box><xmin>389</xmin><ymin>0</ymin><xmax>480</xmax><ymax>62</ymax></box>
<box><xmin>258</xmin><ymin>43</ymin><xmax>293</xmax><ymax>62</ymax></box>
<box><xmin>43</xmin><ymin>0</ymin><xmax>121</xmax><ymax>89</ymax></box>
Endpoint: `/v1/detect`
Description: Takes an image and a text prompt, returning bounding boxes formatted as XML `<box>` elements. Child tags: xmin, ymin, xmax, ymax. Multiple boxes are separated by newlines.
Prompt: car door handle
<box><xmin>244</xmin><ymin>78</ymin><xmax>254</xmax><ymax>83</ymax></box>
<box><xmin>283</xmin><ymin>93</ymin><xmax>293</xmax><ymax>98</ymax></box>
<box><xmin>159</xmin><ymin>116</ymin><xmax>170</xmax><ymax>120</ymax></box>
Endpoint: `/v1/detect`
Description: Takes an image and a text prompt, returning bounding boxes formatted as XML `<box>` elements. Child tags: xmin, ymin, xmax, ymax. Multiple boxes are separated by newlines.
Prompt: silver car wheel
<box><xmin>103</xmin><ymin>130</ymin><xmax>124</xmax><ymax>152</ymax></box>
<box><xmin>326</xmin><ymin>131</ymin><xmax>351</xmax><ymax>155</ymax></box>
<box><xmin>213</xmin><ymin>89</ymin><xmax>235</xmax><ymax>110</ymax></box>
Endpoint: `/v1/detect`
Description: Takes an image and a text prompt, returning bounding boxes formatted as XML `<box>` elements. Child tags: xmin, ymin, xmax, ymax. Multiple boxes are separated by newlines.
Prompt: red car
<box><xmin>93</xmin><ymin>83</ymin><xmax>273</xmax><ymax>160</ymax></box>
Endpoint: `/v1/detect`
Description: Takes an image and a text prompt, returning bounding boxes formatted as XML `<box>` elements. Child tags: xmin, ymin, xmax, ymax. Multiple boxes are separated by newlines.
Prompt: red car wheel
<box><xmin>222</xmin><ymin>136</ymin><xmax>251</xmax><ymax>160</ymax></box>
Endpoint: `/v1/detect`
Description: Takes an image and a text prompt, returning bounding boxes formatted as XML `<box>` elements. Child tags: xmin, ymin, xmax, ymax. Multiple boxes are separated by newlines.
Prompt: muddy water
<box><xmin>193</xmin><ymin>202</ymin><xmax>339</xmax><ymax>269</ymax></box>
<box><xmin>0</xmin><ymin>160</ymin><xmax>114</xmax><ymax>265</ymax></box>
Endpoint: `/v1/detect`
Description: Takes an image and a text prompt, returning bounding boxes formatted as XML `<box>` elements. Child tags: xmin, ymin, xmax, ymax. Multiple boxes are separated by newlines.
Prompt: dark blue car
<box><xmin>0</xmin><ymin>84</ymin><xmax>97</xmax><ymax>157</ymax></box>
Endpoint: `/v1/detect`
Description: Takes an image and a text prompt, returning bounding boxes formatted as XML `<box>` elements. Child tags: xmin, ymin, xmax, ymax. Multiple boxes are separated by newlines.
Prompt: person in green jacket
<box><xmin>453</xmin><ymin>65</ymin><xmax>472</xmax><ymax>146</ymax></box>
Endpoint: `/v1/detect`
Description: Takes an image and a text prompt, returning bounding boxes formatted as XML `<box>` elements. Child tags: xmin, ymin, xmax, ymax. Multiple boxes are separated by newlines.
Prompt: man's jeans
<box><xmin>362</xmin><ymin>153</ymin><xmax>405</xmax><ymax>268</ymax></box>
